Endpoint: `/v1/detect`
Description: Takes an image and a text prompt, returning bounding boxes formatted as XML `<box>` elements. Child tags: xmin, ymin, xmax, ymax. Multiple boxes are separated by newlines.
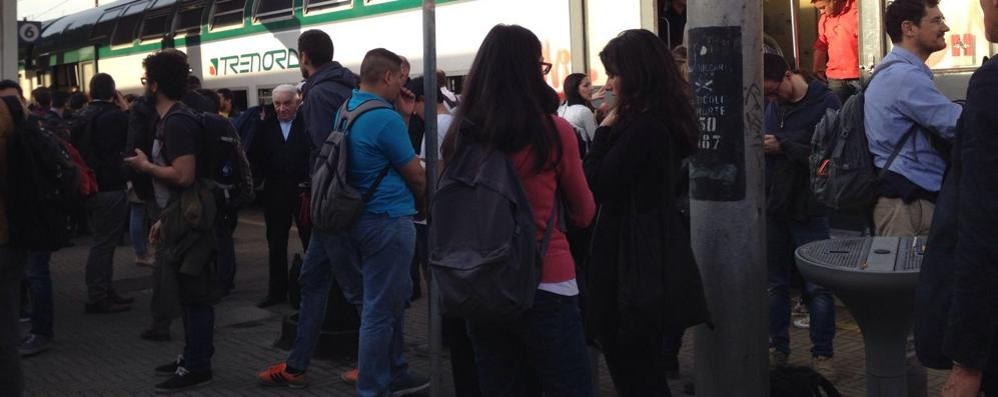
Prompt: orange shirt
<box><xmin>814</xmin><ymin>0</ymin><xmax>860</xmax><ymax>79</ymax></box>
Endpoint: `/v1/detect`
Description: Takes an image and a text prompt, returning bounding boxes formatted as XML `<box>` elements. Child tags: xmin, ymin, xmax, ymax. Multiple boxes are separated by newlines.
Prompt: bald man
<box><xmin>248</xmin><ymin>85</ymin><xmax>312</xmax><ymax>308</ymax></box>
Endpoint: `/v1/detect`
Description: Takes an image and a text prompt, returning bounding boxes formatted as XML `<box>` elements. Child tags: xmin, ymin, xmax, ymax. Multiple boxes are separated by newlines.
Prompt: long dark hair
<box><xmin>443</xmin><ymin>24</ymin><xmax>561</xmax><ymax>172</ymax></box>
<box><xmin>562</xmin><ymin>73</ymin><xmax>592</xmax><ymax>109</ymax></box>
<box><xmin>599</xmin><ymin>29</ymin><xmax>698</xmax><ymax>155</ymax></box>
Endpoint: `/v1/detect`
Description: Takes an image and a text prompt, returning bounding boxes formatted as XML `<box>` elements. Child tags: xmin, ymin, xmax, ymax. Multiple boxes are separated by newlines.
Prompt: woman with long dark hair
<box><xmin>584</xmin><ymin>29</ymin><xmax>710</xmax><ymax>396</ymax></box>
<box><xmin>557</xmin><ymin>73</ymin><xmax>597</xmax><ymax>153</ymax></box>
<box><xmin>441</xmin><ymin>24</ymin><xmax>597</xmax><ymax>396</ymax></box>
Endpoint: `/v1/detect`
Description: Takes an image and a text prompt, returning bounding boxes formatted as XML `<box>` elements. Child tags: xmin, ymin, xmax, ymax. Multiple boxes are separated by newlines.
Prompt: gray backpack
<box><xmin>310</xmin><ymin>99</ymin><xmax>393</xmax><ymax>233</ymax></box>
<box><xmin>430</xmin><ymin>130</ymin><xmax>557</xmax><ymax>321</ymax></box>
<box><xmin>810</xmin><ymin>60</ymin><xmax>916</xmax><ymax>211</ymax></box>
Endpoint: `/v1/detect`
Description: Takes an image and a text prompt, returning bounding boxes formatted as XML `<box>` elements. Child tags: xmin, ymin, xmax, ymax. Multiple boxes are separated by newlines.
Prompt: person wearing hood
<box><xmin>296</xmin><ymin>29</ymin><xmax>359</xmax><ymax>164</ymax></box>
<box><xmin>762</xmin><ymin>53</ymin><xmax>842</xmax><ymax>379</ymax></box>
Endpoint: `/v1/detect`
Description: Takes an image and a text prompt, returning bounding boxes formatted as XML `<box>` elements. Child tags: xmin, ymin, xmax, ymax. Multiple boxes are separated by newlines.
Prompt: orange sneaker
<box><xmin>340</xmin><ymin>368</ymin><xmax>359</xmax><ymax>384</ymax></box>
<box><xmin>258</xmin><ymin>362</ymin><xmax>307</xmax><ymax>388</ymax></box>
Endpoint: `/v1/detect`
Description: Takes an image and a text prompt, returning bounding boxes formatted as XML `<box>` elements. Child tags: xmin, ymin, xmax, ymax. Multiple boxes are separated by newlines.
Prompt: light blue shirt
<box><xmin>279</xmin><ymin>119</ymin><xmax>293</xmax><ymax>141</ymax></box>
<box><xmin>864</xmin><ymin>46</ymin><xmax>962</xmax><ymax>192</ymax></box>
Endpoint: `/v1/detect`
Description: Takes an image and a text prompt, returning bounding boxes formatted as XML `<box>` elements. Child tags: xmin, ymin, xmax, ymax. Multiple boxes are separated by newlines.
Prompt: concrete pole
<box><xmin>1</xmin><ymin>0</ymin><xmax>17</xmax><ymax>81</ymax></box>
<box><xmin>687</xmin><ymin>0</ymin><xmax>768</xmax><ymax>395</ymax></box>
<box><xmin>421</xmin><ymin>1</ymin><xmax>442</xmax><ymax>396</ymax></box>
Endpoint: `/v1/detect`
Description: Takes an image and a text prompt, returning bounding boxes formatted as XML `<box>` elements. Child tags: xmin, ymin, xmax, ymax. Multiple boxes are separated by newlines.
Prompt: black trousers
<box><xmin>603</xmin><ymin>330</ymin><xmax>672</xmax><ymax>397</ymax></box>
<box><xmin>263</xmin><ymin>180</ymin><xmax>311</xmax><ymax>299</ymax></box>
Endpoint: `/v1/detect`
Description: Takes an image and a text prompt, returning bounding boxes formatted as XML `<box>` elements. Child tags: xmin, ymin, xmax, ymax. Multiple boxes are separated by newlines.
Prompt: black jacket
<box><xmin>76</xmin><ymin>101</ymin><xmax>129</xmax><ymax>191</ymax></box>
<box><xmin>583</xmin><ymin>112</ymin><xmax>710</xmax><ymax>342</ymax></box>
<box><xmin>301</xmin><ymin>62</ymin><xmax>357</xmax><ymax>165</ymax></box>
<box><xmin>248</xmin><ymin>113</ymin><xmax>310</xmax><ymax>185</ymax></box>
<box><xmin>764</xmin><ymin>80</ymin><xmax>841</xmax><ymax>221</ymax></box>
<box><xmin>915</xmin><ymin>57</ymin><xmax>998</xmax><ymax>371</ymax></box>
<box><xmin>125</xmin><ymin>97</ymin><xmax>158</xmax><ymax>202</ymax></box>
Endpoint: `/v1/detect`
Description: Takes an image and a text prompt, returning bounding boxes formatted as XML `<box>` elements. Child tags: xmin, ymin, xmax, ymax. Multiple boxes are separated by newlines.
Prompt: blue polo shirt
<box><xmin>341</xmin><ymin>89</ymin><xmax>416</xmax><ymax>217</ymax></box>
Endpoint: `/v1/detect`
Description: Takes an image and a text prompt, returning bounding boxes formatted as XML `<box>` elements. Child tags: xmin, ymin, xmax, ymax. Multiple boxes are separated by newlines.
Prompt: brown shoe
<box><xmin>84</xmin><ymin>299</ymin><xmax>131</xmax><ymax>314</ymax></box>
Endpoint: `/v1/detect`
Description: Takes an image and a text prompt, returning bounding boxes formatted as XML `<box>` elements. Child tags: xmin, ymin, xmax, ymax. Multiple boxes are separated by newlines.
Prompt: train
<box><xmin>16</xmin><ymin>0</ymin><xmax>988</xmax><ymax>110</ymax></box>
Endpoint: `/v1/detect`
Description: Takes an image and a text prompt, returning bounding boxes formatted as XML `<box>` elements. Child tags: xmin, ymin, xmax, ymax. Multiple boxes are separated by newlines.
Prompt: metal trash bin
<box><xmin>795</xmin><ymin>236</ymin><xmax>925</xmax><ymax>397</ymax></box>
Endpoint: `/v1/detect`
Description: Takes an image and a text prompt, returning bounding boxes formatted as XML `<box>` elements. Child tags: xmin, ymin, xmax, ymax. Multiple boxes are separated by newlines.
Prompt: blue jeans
<box><xmin>26</xmin><ymin>252</ymin><xmax>53</xmax><ymax>338</ymax></box>
<box><xmin>181</xmin><ymin>304</ymin><xmax>215</xmax><ymax>372</ymax></box>
<box><xmin>767</xmin><ymin>216</ymin><xmax>836</xmax><ymax>357</ymax></box>
<box><xmin>129</xmin><ymin>203</ymin><xmax>148</xmax><ymax>258</ymax></box>
<box><xmin>288</xmin><ymin>214</ymin><xmax>415</xmax><ymax>397</ymax></box>
<box><xmin>466</xmin><ymin>290</ymin><xmax>593</xmax><ymax>397</ymax></box>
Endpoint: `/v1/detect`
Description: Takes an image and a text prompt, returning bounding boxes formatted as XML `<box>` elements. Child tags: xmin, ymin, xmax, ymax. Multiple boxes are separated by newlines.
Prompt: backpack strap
<box><xmin>335</xmin><ymin>99</ymin><xmax>395</xmax><ymax>203</ymax></box>
<box><xmin>538</xmin><ymin>187</ymin><xmax>560</xmax><ymax>258</ymax></box>
<box><xmin>877</xmin><ymin>124</ymin><xmax>919</xmax><ymax>178</ymax></box>
<box><xmin>361</xmin><ymin>165</ymin><xmax>392</xmax><ymax>203</ymax></box>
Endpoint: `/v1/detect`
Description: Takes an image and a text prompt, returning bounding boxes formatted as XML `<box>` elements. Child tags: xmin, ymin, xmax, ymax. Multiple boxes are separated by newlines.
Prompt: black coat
<box><xmin>301</xmin><ymin>62</ymin><xmax>357</xmax><ymax>165</ymax></box>
<box><xmin>583</xmin><ymin>112</ymin><xmax>710</xmax><ymax>343</ymax></box>
<box><xmin>248</xmin><ymin>114</ymin><xmax>310</xmax><ymax>185</ymax></box>
<box><xmin>76</xmin><ymin>101</ymin><xmax>129</xmax><ymax>191</ymax></box>
<box><xmin>915</xmin><ymin>57</ymin><xmax>998</xmax><ymax>371</ymax></box>
<box><xmin>125</xmin><ymin>97</ymin><xmax>159</xmax><ymax>202</ymax></box>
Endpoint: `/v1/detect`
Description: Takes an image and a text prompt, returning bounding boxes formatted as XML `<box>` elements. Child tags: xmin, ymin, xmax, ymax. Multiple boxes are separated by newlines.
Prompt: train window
<box><xmin>89</xmin><ymin>10</ymin><xmax>120</xmax><ymax>40</ymax></box>
<box><xmin>175</xmin><ymin>4</ymin><xmax>207</xmax><ymax>34</ymax></box>
<box><xmin>364</xmin><ymin>0</ymin><xmax>398</xmax><ymax>4</ymax></box>
<box><xmin>304</xmin><ymin>0</ymin><xmax>351</xmax><ymax>14</ymax></box>
<box><xmin>926</xmin><ymin>2</ymin><xmax>990</xmax><ymax>70</ymax></box>
<box><xmin>254</xmin><ymin>0</ymin><xmax>294</xmax><ymax>21</ymax></box>
<box><xmin>111</xmin><ymin>14</ymin><xmax>142</xmax><ymax>46</ymax></box>
<box><xmin>141</xmin><ymin>14</ymin><xmax>171</xmax><ymax>40</ymax></box>
<box><xmin>212</xmin><ymin>0</ymin><xmax>247</xmax><ymax>29</ymax></box>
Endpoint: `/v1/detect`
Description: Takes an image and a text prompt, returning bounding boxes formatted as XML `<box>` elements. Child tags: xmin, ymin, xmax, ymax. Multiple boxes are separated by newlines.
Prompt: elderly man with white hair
<box><xmin>249</xmin><ymin>84</ymin><xmax>313</xmax><ymax>308</ymax></box>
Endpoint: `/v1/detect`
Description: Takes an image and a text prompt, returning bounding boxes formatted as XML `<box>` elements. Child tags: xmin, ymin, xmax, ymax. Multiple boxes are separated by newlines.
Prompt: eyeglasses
<box><xmin>765</xmin><ymin>77</ymin><xmax>787</xmax><ymax>99</ymax></box>
<box><xmin>541</xmin><ymin>62</ymin><xmax>553</xmax><ymax>76</ymax></box>
<box><xmin>140</xmin><ymin>77</ymin><xmax>147</xmax><ymax>86</ymax></box>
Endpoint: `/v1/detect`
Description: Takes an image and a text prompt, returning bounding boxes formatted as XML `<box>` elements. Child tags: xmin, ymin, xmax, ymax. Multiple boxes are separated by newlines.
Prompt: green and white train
<box><xmin>16</xmin><ymin>0</ymin><xmax>991</xmax><ymax>108</ymax></box>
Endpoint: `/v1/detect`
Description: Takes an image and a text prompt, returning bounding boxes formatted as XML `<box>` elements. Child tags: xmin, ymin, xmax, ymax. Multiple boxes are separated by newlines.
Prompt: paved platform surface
<box><xmin>17</xmin><ymin>209</ymin><xmax>947</xmax><ymax>396</ymax></box>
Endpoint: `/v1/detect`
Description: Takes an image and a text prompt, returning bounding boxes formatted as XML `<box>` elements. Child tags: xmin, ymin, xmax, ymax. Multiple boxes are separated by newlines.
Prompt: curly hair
<box><xmin>142</xmin><ymin>50</ymin><xmax>190</xmax><ymax>101</ymax></box>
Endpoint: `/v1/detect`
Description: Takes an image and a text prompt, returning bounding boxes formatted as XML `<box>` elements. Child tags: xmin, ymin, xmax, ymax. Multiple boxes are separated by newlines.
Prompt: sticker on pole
<box><xmin>688</xmin><ymin>26</ymin><xmax>745</xmax><ymax>202</ymax></box>
<box><xmin>18</xmin><ymin>21</ymin><xmax>42</xmax><ymax>46</ymax></box>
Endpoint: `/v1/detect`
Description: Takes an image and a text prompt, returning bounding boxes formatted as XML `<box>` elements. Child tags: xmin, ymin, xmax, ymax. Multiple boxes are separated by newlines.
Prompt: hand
<box><xmin>149</xmin><ymin>220</ymin><xmax>162</xmax><ymax>245</ymax></box>
<box><xmin>942</xmin><ymin>364</ymin><xmax>983</xmax><ymax>397</ymax></box>
<box><xmin>123</xmin><ymin>148</ymin><xmax>151</xmax><ymax>173</ymax></box>
<box><xmin>763</xmin><ymin>134</ymin><xmax>782</xmax><ymax>154</ymax></box>
<box><xmin>396</xmin><ymin>87</ymin><xmax>416</xmax><ymax>120</ymax></box>
<box><xmin>600</xmin><ymin>108</ymin><xmax>618</xmax><ymax>128</ymax></box>
<box><xmin>592</xmin><ymin>86</ymin><xmax>607</xmax><ymax>101</ymax></box>
<box><xmin>114</xmin><ymin>90</ymin><xmax>128</xmax><ymax>111</ymax></box>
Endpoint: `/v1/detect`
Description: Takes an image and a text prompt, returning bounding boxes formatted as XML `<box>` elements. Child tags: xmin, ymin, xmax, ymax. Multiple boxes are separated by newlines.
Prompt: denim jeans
<box><xmin>287</xmin><ymin>214</ymin><xmax>415</xmax><ymax>397</ymax></box>
<box><xmin>181</xmin><ymin>303</ymin><xmax>215</xmax><ymax>373</ymax></box>
<box><xmin>767</xmin><ymin>216</ymin><xmax>836</xmax><ymax>357</ymax></box>
<box><xmin>466</xmin><ymin>290</ymin><xmax>593</xmax><ymax>397</ymax></box>
<box><xmin>0</xmin><ymin>246</ymin><xmax>27</xmax><ymax>396</ymax></box>
<box><xmin>85</xmin><ymin>190</ymin><xmax>128</xmax><ymax>303</ymax></box>
<box><xmin>129</xmin><ymin>203</ymin><xmax>148</xmax><ymax>258</ymax></box>
<box><xmin>27</xmin><ymin>252</ymin><xmax>53</xmax><ymax>338</ymax></box>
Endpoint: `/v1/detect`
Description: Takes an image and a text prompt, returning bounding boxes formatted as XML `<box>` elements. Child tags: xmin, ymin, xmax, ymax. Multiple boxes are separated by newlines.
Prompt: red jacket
<box><xmin>814</xmin><ymin>0</ymin><xmax>860</xmax><ymax>80</ymax></box>
<box><xmin>509</xmin><ymin>116</ymin><xmax>596</xmax><ymax>284</ymax></box>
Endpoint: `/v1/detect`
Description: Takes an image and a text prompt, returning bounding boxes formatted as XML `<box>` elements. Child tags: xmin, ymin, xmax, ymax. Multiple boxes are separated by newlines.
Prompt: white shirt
<box><xmin>279</xmin><ymin>119</ymin><xmax>293</xmax><ymax>141</ymax></box>
<box><xmin>556</xmin><ymin>104</ymin><xmax>597</xmax><ymax>144</ymax></box>
<box><xmin>420</xmin><ymin>113</ymin><xmax>454</xmax><ymax>160</ymax></box>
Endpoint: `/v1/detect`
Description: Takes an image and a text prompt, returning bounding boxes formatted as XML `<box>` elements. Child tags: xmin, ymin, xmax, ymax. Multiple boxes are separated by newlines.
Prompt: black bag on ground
<box><xmin>7</xmin><ymin>102</ymin><xmax>80</xmax><ymax>251</ymax></box>
<box><xmin>770</xmin><ymin>366</ymin><xmax>841</xmax><ymax>397</ymax></box>
<box><xmin>310</xmin><ymin>100</ymin><xmax>393</xmax><ymax>233</ymax></box>
<box><xmin>429</xmin><ymin>126</ymin><xmax>557</xmax><ymax>322</ymax></box>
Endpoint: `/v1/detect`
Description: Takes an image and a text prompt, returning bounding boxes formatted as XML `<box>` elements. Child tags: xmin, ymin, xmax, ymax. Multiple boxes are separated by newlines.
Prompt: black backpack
<box><xmin>169</xmin><ymin>106</ymin><xmax>256</xmax><ymax>209</ymax></box>
<box><xmin>429</xmin><ymin>125</ymin><xmax>558</xmax><ymax>322</ymax></box>
<box><xmin>310</xmin><ymin>99</ymin><xmax>394</xmax><ymax>233</ymax></box>
<box><xmin>810</xmin><ymin>60</ymin><xmax>916</xmax><ymax>211</ymax></box>
<box><xmin>7</xmin><ymin>104</ymin><xmax>80</xmax><ymax>251</ymax></box>
<box><xmin>770</xmin><ymin>366</ymin><xmax>841</xmax><ymax>397</ymax></box>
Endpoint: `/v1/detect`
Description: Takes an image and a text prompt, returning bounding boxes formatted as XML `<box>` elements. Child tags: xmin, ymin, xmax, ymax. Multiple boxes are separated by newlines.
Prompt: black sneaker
<box><xmin>155</xmin><ymin>355</ymin><xmax>184</xmax><ymax>377</ymax></box>
<box><xmin>154</xmin><ymin>367</ymin><xmax>212</xmax><ymax>394</ymax></box>
<box><xmin>390</xmin><ymin>371</ymin><xmax>430</xmax><ymax>396</ymax></box>
<box><xmin>18</xmin><ymin>334</ymin><xmax>52</xmax><ymax>357</ymax></box>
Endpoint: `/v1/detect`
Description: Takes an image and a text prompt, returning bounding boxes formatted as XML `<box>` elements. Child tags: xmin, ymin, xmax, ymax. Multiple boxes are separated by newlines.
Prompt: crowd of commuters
<box><xmin>2</xmin><ymin>0</ymin><xmax>998</xmax><ymax>395</ymax></box>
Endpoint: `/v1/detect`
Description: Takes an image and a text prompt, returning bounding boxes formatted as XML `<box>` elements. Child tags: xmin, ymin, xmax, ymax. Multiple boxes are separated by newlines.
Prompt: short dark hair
<box><xmin>0</xmin><ymin>80</ymin><xmax>23</xmax><ymax>98</ymax></box>
<box><xmin>32</xmin><ymin>87</ymin><xmax>52</xmax><ymax>108</ymax></box>
<box><xmin>885</xmin><ymin>0</ymin><xmax>940</xmax><ymax>44</ymax></box>
<box><xmin>196</xmin><ymin>88</ymin><xmax>220</xmax><ymax>114</ymax></box>
<box><xmin>187</xmin><ymin>75</ymin><xmax>202</xmax><ymax>90</ymax></box>
<box><xmin>68</xmin><ymin>92</ymin><xmax>89</xmax><ymax>110</ymax></box>
<box><xmin>763</xmin><ymin>53</ymin><xmax>791</xmax><ymax>82</ymax></box>
<box><xmin>298</xmin><ymin>29</ymin><xmax>334</xmax><ymax>66</ymax></box>
<box><xmin>360</xmin><ymin>48</ymin><xmax>403</xmax><ymax>86</ymax></box>
<box><xmin>143</xmin><ymin>50</ymin><xmax>191</xmax><ymax>101</ymax></box>
<box><xmin>217</xmin><ymin>88</ymin><xmax>233</xmax><ymax>101</ymax></box>
<box><xmin>52</xmin><ymin>90</ymin><xmax>69</xmax><ymax>108</ymax></box>
<box><xmin>89</xmin><ymin>73</ymin><xmax>116</xmax><ymax>101</ymax></box>
<box><xmin>406</xmin><ymin>77</ymin><xmax>443</xmax><ymax>104</ymax></box>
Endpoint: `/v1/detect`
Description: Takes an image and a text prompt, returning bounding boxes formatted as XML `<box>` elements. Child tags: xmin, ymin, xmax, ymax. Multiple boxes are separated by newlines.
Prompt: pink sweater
<box><xmin>508</xmin><ymin>116</ymin><xmax>596</xmax><ymax>283</ymax></box>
